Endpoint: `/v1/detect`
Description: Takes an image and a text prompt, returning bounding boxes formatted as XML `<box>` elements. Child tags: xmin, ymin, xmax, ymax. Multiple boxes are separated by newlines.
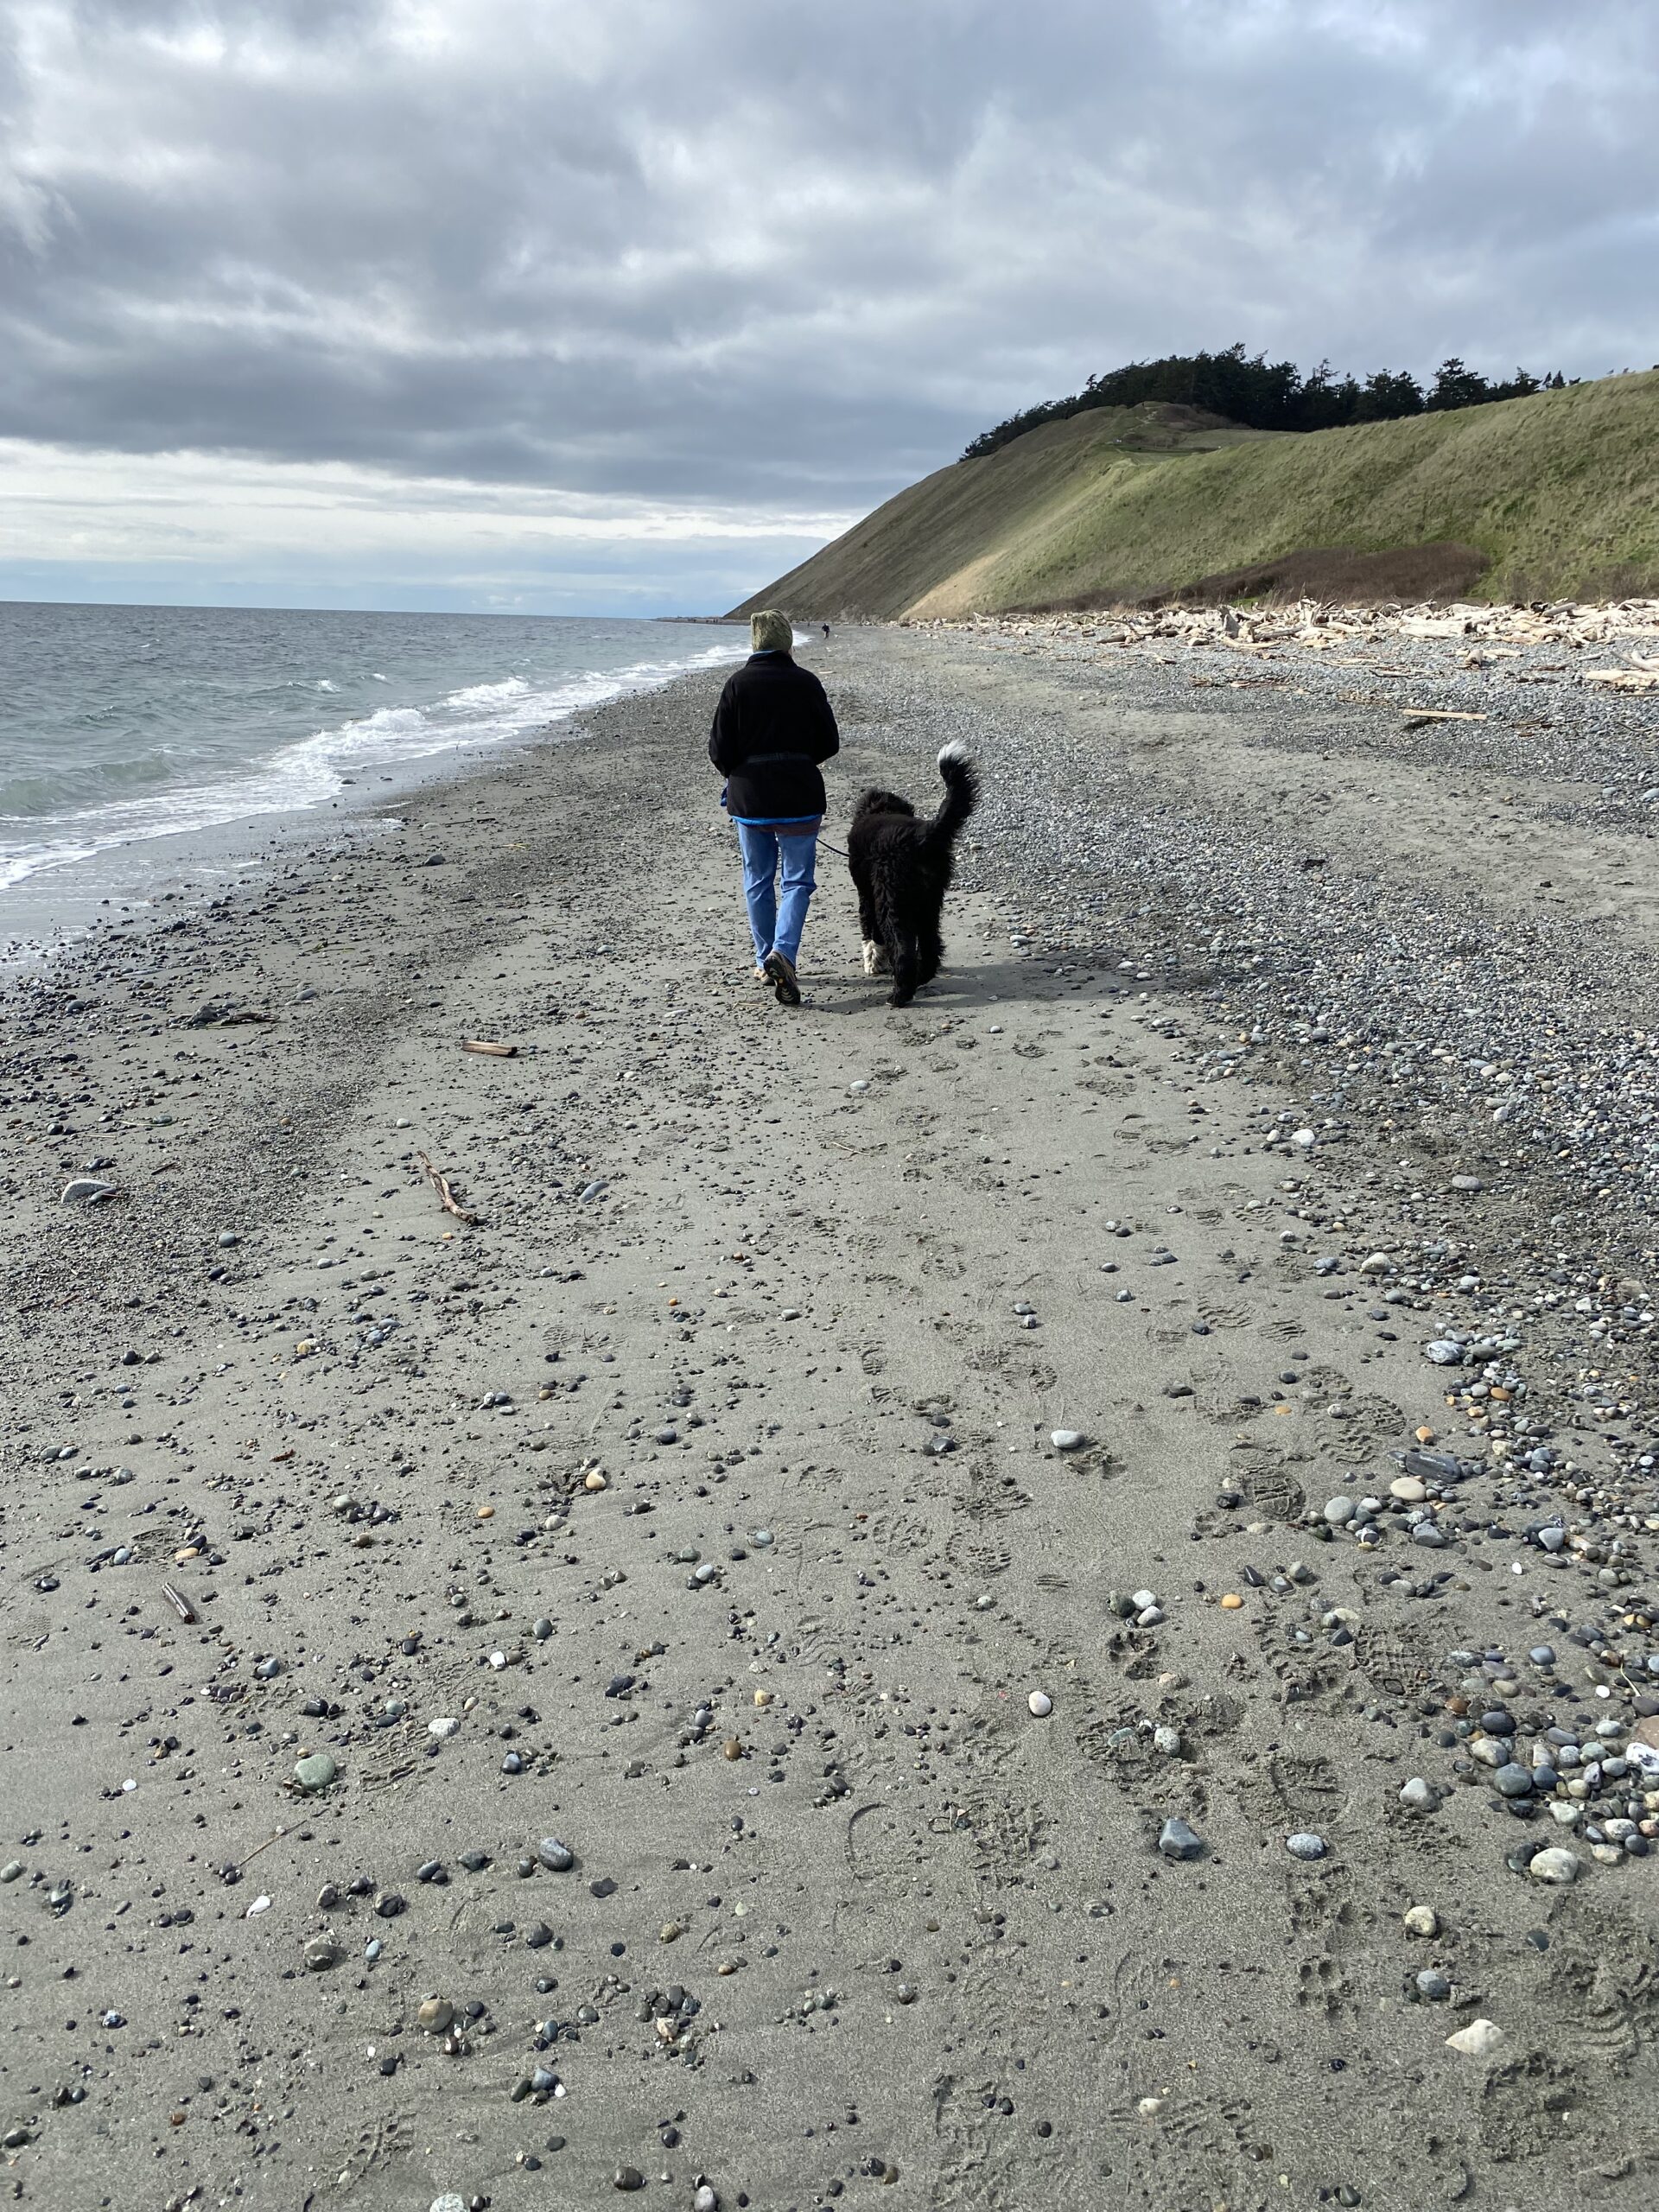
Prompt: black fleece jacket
<box><xmin>709</xmin><ymin>652</ymin><xmax>840</xmax><ymax>822</ymax></box>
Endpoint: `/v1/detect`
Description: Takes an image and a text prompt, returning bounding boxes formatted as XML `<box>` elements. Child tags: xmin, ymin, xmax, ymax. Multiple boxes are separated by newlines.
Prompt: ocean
<box><xmin>0</xmin><ymin>601</ymin><xmax>750</xmax><ymax>958</ymax></box>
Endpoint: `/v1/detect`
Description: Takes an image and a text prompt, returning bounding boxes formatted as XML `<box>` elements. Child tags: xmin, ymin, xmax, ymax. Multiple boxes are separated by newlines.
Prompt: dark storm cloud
<box><xmin>2</xmin><ymin>0</ymin><xmax>1656</xmax><ymax>515</ymax></box>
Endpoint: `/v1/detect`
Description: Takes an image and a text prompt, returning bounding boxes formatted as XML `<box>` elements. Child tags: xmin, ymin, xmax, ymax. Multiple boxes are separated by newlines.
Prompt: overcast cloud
<box><xmin>2</xmin><ymin>0</ymin><xmax>1656</xmax><ymax>612</ymax></box>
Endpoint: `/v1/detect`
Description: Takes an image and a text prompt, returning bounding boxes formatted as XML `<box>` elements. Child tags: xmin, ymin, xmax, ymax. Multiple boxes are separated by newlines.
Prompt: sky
<box><xmin>2</xmin><ymin>0</ymin><xmax>1656</xmax><ymax>616</ymax></box>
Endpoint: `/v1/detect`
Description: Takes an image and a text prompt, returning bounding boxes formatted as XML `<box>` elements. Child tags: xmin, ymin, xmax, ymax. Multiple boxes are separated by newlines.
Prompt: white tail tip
<box><xmin>938</xmin><ymin>741</ymin><xmax>969</xmax><ymax>768</ymax></box>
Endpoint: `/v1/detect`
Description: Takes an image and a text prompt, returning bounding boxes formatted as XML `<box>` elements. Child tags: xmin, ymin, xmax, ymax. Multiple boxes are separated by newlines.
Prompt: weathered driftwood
<box><xmin>416</xmin><ymin>1150</ymin><xmax>480</xmax><ymax>1225</ymax></box>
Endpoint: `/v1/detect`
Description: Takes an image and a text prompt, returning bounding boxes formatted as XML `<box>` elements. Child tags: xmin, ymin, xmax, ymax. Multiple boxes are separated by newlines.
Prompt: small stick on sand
<box><xmin>1401</xmin><ymin>707</ymin><xmax>1488</xmax><ymax>724</ymax></box>
<box><xmin>161</xmin><ymin>1581</ymin><xmax>197</xmax><ymax>1624</ymax></box>
<box><xmin>226</xmin><ymin>1824</ymin><xmax>296</xmax><ymax>1879</ymax></box>
<box><xmin>416</xmin><ymin>1150</ymin><xmax>480</xmax><ymax>1226</ymax></box>
<box><xmin>461</xmin><ymin>1038</ymin><xmax>518</xmax><ymax>1057</ymax></box>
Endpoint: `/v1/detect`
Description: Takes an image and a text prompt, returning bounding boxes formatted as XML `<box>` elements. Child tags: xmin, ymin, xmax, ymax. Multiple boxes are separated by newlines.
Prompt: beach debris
<box><xmin>1401</xmin><ymin>707</ymin><xmax>1488</xmax><ymax>725</ymax></box>
<box><xmin>461</xmin><ymin>1038</ymin><xmax>518</xmax><ymax>1057</ymax></box>
<box><xmin>60</xmin><ymin>1177</ymin><xmax>119</xmax><ymax>1204</ymax></box>
<box><xmin>416</xmin><ymin>1150</ymin><xmax>479</xmax><ymax>1226</ymax></box>
<box><xmin>1445</xmin><ymin>2019</ymin><xmax>1503</xmax><ymax>2058</ymax></box>
<box><xmin>160</xmin><ymin>1581</ymin><xmax>197</xmax><ymax>1624</ymax></box>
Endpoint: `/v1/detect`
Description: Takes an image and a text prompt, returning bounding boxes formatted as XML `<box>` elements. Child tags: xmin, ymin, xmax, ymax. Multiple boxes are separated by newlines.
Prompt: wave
<box><xmin>0</xmin><ymin>637</ymin><xmax>744</xmax><ymax>898</ymax></box>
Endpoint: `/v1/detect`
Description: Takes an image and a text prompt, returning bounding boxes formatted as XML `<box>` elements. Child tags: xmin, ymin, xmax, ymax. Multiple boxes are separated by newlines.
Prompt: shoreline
<box><xmin>3</xmin><ymin>626</ymin><xmax>1657</xmax><ymax>2210</ymax></box>
<box><xmin>0</xmin><ymin>614</ymin><xmax>759</xmax><ymax>972</ymax></box>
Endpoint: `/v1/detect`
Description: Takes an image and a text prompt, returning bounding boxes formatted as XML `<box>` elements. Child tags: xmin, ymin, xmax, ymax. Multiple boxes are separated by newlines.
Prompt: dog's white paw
<box><xmin>861</xmin><ymin>939</ymin><xmax>890</xmax><ymax>976</ymax></box>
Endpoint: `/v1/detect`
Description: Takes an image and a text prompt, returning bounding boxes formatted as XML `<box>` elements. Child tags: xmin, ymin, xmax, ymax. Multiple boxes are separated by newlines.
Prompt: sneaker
<box><xmin>763</xmin><ymin>950</ymin><xmax>801</xmax><ymax>1006</ymax></box>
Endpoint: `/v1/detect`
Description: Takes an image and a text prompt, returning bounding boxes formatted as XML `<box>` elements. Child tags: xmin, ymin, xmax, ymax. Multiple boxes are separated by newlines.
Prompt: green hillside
<box><xmin>734</xmin><ymin>372</ymin><xmax>1659</xmax><ymax>619</ymax></box>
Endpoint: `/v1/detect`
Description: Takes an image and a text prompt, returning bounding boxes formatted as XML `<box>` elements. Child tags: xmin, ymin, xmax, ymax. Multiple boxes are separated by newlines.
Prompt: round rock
<box><xmin>1529</xmin><ymin>1847</ymin><xmax>1581</xmax><ymax>1885</ymax></box>
<box><xmin>1286</xmin><ymin>1832</ymin><xmax>1327</xmax><ymax>1860</ymax></box>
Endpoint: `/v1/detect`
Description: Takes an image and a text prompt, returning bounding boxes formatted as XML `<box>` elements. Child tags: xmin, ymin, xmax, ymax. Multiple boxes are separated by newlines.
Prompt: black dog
<box><xmin>848</xmin><ymin>744</ymin><xmax>978</xmax><ymax>1006</ymax></box>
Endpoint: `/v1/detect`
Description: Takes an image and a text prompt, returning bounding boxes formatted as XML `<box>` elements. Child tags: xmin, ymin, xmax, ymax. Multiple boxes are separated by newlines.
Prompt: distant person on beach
<box><xmin>709</xmin><ymin>609</ymin><xmax>839</xmax><ymax>1006</ymax></box>
<box><xmin>822</xmin><ymin>623</ymin><xmax>830</xmax><ymax>640</ymax></box>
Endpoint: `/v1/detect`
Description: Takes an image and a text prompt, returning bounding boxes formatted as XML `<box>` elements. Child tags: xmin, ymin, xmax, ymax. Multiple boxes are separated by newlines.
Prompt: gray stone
<box><xmin>1158</xmin><ymin>1816</ymin><xmax>1204</xmax><ymax>1860</ymax></box>
<box><xmin>1286</xmin><ymin>1832</ymin><xmax>1327</xmax><ymax>1860</ymax></box>
<box><xmin>1529</xmin><ymin>1847</ymin><xmax>1581</xmax><ymax>1885</ymax></box>
<box><xmin>1494</xmin><ymin>1764</ymin><xmax>1534</xmax><ymax>1797</ymax></box>
<box><xmin>537</xmin><ymin>1836</ymin><xmax>575</xmax><ymax>1872</ymax></box>
<box><xmin>293</xmin><ymin>1751</ymin><xmax>337</xmax><ymax>1792</ymax></box>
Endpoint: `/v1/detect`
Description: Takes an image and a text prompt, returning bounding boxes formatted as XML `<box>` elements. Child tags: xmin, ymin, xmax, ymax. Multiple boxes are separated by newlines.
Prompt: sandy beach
<box><xmin>4</xmin><ymin>622</ymin><xmax>1659</xmax><ymax>2212</ymax></box>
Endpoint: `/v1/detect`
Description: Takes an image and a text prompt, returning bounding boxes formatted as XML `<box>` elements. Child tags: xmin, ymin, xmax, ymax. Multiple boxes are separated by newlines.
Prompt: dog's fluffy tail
<box><xmin>928</xmin><ymin>742</ymin><xmax>977</xmax><ymax>849</ymax></box>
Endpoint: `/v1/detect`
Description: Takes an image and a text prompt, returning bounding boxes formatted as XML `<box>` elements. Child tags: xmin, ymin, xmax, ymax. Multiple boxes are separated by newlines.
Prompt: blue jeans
<box><xmin>735</xmin><ymin>822</ymin><xmax>818</xmax><ymax>966</ymax></box>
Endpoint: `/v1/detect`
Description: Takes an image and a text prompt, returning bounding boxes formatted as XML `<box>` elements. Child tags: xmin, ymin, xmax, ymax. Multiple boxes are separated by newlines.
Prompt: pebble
<box><xmin>293</xmin><ymin>1751</ymin><xmax>336</xmax><ymax>1791</ymax></box>
<box><xmin>1027</xmin><ymin>1690</ymin><xmax>1053</xmax><ymax>1718</ymax></box>
<box><xmin>429</xmin><ymin>1717</ymin><xmax>461</xmax><ymax>1738</ymax></box>
<box><xmin>613</xmin><ymin>2169</ymin><xmax>645</xmax><ymax>2192</ymax></box>
<box><xmin>418</xmin><ymin>1997</ymin><xmax>455</xmax><ymax>2033</ymax></box>
<box><xmin>1445</xmin><ymin>2019</ymin><xmax>1503</xmax><ymax>2058</ymax></box>
<box><xmin>1158</xmin><ymin>1815</ymin><xmax>1204</xmax><ymax>1860</ymax></box>
<box><xmin>1323</xmin><ymin>1497</ymin><xmax>1356</xmax><ymax>1525</ymax></box>
<box><xmin>1219</xmin><ymin>1592</ymin><xmax>1243</xmax><ymax>1610</ymax></box>
<box><xmin>1286</xmin><ymin>1832</ymin><xmax>1326</xmax><ymax>1860</ymax></box>
<box><xmin>1050</xmin><ymin>1429</ymin><xmax>1087</xmax><ymax>1452</ymax></box>
<box><xmin>537</xmin><ymin>1837</ymin><xmax>575</xmax><ymax>1872</ymax></box>
<box><xmin>1399</xmin><ymin>1777</ymin><xmax>1439</xmax><ymax>1811</ymax></box>
<box><xmin>1403</xmin><ymin>1905</ymin><xmax>1439</xmax><ymax>1937</ymax></box>
<box><xmin>1529</xmin><ymin>1847</ymin><xmax>1581</xmax><ymax>1885</ymax></box>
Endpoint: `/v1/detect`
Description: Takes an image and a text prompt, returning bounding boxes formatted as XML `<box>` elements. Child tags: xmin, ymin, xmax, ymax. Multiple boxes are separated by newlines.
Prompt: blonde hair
<box><xmin>749</xmin><ymin>609</ymin><xmax>794</xmax><ymax>654</ymax></box>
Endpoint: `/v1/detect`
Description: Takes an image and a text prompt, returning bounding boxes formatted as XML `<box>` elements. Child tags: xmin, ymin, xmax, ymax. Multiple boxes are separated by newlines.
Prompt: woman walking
<box><xmin>709</xmin><ymin>609</ymin><xmax>840</xmax><ymax>1005</ymax></box>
